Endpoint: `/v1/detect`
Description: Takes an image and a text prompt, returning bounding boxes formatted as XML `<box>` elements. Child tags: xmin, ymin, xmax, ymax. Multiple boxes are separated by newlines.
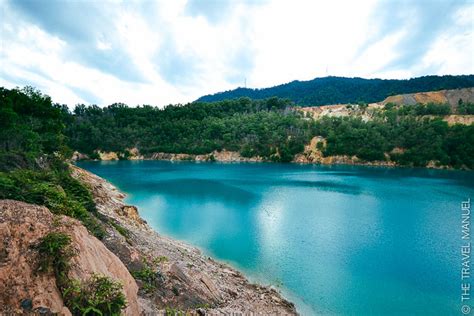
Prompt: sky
<box><xmin>1</xmin><ymin>0</ymin><xmax>473</xmax><ymax>107</ymax></box>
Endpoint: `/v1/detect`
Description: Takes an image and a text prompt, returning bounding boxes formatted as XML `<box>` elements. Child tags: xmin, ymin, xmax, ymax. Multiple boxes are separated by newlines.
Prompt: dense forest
<box><xmin>313</xmin><ymin>109</ymin><xmax>473</xmax><ymax>167</ymax></box>
<box><xmin>1</xmin><ymin>86</ymin><xmax>473</xmax><ymax>169</ymax></box>
<box><xmin>65</xmin><ymin>97</ymin><xmax>310</xmax><ymax>162</ymax></box>
<box><xmin>197</xmin><ymin>75</ymin><xmax>474</xmax><ymax>106</ymax></box>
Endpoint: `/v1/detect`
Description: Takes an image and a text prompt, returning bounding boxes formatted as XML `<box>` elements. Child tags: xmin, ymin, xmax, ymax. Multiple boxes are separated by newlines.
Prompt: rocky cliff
<box><xmin>74</xmin><ymin>149</ymin><xmax>264</xmax><ymax>163</ymax></box>
<box><xmin>299</xmin><ymin>87</ymin><xmax>474</xmax><ymax>123</ymax></box>
<box><xmin>0</xmin><ymin>200</ymin><xmax>140</xmax><ymax>315</ymax></box>
<box><xmin>382</xmin><ymin>87</ymin><xmax>474</xmax><ymax>107</ymax></box>
<box><xmin>292</xmin><ymin>136</ymin><xmax>397</xmax><ymax>167</ymax></box>
<box><xmin>150</xmin><ymin>150</ymin><xmax>263</xmax><ymax>163</ymax></box>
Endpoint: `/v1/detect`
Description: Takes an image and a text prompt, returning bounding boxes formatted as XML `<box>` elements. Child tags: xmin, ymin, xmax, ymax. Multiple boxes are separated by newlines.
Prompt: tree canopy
<box><xmin>65</xmin><ymin>97</ymin><xmax>309</xmax><ymax>162</ymax></box>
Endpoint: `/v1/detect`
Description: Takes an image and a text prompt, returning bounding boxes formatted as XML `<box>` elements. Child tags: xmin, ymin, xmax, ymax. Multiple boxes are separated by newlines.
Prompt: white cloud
<box><xmin>1</xmin><ymin>0</ymin><xmax>473</xmax><ymax>107</ymax></box>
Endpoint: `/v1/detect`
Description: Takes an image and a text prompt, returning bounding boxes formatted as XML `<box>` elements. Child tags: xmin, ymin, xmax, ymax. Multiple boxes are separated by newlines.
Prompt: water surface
<box><xmin>77</xmin><ymin>161</ymin><xmax>474</xmax><ymax>315</ymax></box>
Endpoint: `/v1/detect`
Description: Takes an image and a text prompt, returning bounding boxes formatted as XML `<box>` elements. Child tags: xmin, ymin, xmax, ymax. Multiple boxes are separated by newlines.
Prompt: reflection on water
<box><xmin>78</xmin><ymin>161</ymin><xmax>474</xmax><ymax>315</ymax></box>
<box><xmin>231</xmin><ymin>178</ymin><xmax>362</xmax><ymax>194</ymax></box>
<box><xmin>135</xmin><ymin>178</ymin><xmax>257</xmax><ymax>204</ymax></box>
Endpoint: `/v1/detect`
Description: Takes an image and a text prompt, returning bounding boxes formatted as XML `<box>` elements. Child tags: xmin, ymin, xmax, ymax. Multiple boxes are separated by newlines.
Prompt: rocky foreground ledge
<box><xmin>0</xmin><ymin>165</ymin><xmax>297</xmax><ymax>315</ymax></box>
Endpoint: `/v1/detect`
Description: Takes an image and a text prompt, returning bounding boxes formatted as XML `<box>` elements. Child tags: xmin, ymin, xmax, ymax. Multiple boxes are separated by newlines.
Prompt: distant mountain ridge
<box><xmin>196</xmin><ymin>75</ymin><xmax>474</xmax><ymax>106</ymax></box>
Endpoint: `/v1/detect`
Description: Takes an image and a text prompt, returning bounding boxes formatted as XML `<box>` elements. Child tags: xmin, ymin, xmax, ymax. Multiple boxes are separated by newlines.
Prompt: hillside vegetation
<box><xmin>66</xmin><ymin>97</ymin><xmax>310</xmax><ymax>162</ymax></box>
<box><xmin>0</xmin><ymin>87</ymin><xmax>106</xmax><ymax>237</ymax></box>
<box><xmin>1</xmin><ymin>86</ymin><xmax>474</xmax><ymax>169</ymax></box>
<box><xmin>0</xmin><ymin>87</ymin><xmax>136</xmax><ymax>314</ymax></box>
<box><xmin>197</xmin><ymin>75</ymin><xmax>474</xmax><ymax>106</ymax></box>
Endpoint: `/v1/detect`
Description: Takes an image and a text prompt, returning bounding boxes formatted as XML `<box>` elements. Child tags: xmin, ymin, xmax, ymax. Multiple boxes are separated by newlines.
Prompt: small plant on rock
<box><xmin>165</xmin><ymin>307</ymin><xmax>186</xmax><ymax>316</ymax></box>
<box><xmin>132</xmin><ymin>256</ymin><xmax>167</xmax><ymax>293</ymax></box>
<box><xmin>36</xmin><ymin>232</ymin><xmax>74</xmax><ymax>287</ymax></box>
<box><xmin>36</xmin><ymin>233</ymin><xmax>127</xmax><ymax>316</ymax></box>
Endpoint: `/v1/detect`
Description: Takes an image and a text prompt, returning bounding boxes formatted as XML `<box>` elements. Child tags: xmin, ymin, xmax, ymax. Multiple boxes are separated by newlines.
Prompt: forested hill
<box><xmin>1</xmin><ymin>86</ymin><xmax>473</xmax><ymax>169</ymax></box>
<box><xmin>197</xmin><ymin>75</ymin><xmax>474</xmax><ymax>106</ymax></box>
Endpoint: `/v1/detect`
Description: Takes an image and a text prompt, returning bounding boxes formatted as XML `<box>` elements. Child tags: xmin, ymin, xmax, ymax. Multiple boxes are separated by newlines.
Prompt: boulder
<box><xmin>0</xmin><ymin>200</ymin><xmax>141</xmax><ymax>315</ymax></box>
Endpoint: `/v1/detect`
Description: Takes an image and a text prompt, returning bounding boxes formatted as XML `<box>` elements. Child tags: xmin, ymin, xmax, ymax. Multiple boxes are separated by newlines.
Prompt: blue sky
<box><xmin>1</xmin><ymin>0</ymin><xmax>473</xmax><ymax>107</ymax></box>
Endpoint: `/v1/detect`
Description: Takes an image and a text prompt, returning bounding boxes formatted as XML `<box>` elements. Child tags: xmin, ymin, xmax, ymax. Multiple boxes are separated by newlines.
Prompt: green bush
<box><xmin>37</xmin><ymin>233</ymin><xmax>127</xmax><ymax>316</ymax></box>
<box><xmin>110</xmin><ymin>221</ymin><xmax>131</xmax><ymax>240</ymax></box>
<box><xmin>89</xmin><ymin>152</ymin><xmax>101</xmax><ymax>160</ymax></box>
<box><xmin>36</xmin><ymin>232</ymin><xmax>73</xmax><ymax>286</ymax></box>
<box><xmin>414</xmin><ymin>103</ymin><xmax>451</xmax><ymax>115</ymax></box>
<box><xmin>384</xmin><ymin>102</ymin><xmax>396</xmax><ymax>110</ymax></box>
<box><xmin>0</xmin><ymin>169</ymin><xmax>105</xmax><ymax>239</ymax></box>
<box><xmin>165</xmin><ymin>307</ymin><xmax>186</xmax><ymax>316</ymax></box>
<box><xmin>132</xmin><ymin>257</ymin><xmax>167</xmax><ymax>293</ymax></box>
<box><xmin>458</xmin><ymin>100</ymin><xmax>474</xmax><ymax>114</ymax></box>
<box><xmin>63</xmin><ymin>274</ymin><xmax>127</xmax><ymax>316</ymax></box>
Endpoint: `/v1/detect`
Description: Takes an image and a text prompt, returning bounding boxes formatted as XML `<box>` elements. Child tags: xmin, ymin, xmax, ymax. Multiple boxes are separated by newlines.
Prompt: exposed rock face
<box><xmin>127</xmin><ymin>147</ymin><xmax>144</xmax><ymax>160</ymax></box>
<box><xmin>426</xmin><ymin>160</ymin><xmax>450</xmax><ymax>169</ymax></box>
<box><xmin>67</xmin><ymin>223</ymin><xmax>140</xmax><ymax>315</ymax></box>
<box><xmin>0</xmin><ymin>201</ymin><xmax>68</xmax><ymax>315</ymax></box>
<box><xmin>293</xmin><ymin>136</ymin><xmax>326</xmax><ymax>163</ymax></box>
<box><xmin>70</xmin><ymin>166</ymin><xmax>145</xmax><ymax>229</ymax></box>
<box><xmin>299</xmin><ymin>88</ymin><xmax>474</xmax><ymax>126</ymax></box>
<box><xmin>150</xmin><ymin>152</ymin><xmax>200</xmax><ymax>161</ymax></box>
<box><xmin>212</xmin><ymin>150</ymin><xmax>263</xmax><ymax>162</ymax></box>
<box><xmin>98</xmin><ymin>151</ymin><xmax>119</xmax><ymax>161</ymax></box>
<box><xmin>299</xmin><ymin>103</ymin><xmax>382</xmax><ymax>121</ymax></box>
<box><xmin>70</xmin><ymin>165</ymin><xmax>297</xmax><ymax>314</ymax></box>
<box><xmin>382</xmin><ymin>87</ymin><xmax>474</xmax><ymax>107</ymax></box>
<box><xmin>443</xmin><ymin>114</ymin><xmax>474</xmax><ymax>126</ymax></box>
<box><xmin>295</xmin><ymin>88</ymin><xmax>474</xmax><ymax>169</ymax></box>
<box><xmin>117</xmin><ymin>205</ymin><xmax>146</xmax><ymax>225</ymax></box>
<box><xmin>71</xmin><ymin>151</ymin><xmax>89</xmax><ymax>161</ymax></box>
<box><xmin>150</xmin><ymin>150</ymin><xmax>263</xmax><ymax>162</ymax></box>
<box><xmin>0</xmin><ymin>200</ymin><xmax>140</xmax><ymax>315</ymax></box>
<box><xmin>293</xmin><ymin>136</ymin><xmax>396</xmax><ymax>167</ymax></box>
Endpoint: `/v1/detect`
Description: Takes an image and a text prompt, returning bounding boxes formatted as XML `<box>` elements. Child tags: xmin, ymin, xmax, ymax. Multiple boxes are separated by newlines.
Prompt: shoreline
<box><xmin>120</xmin><ymin>181</ymin><xmax>316</xmax><ymax>315</ymax></box>
<box><xmin>123</xmin><ymin>207</ymin><xmax>315</xmax><ymax>316</ymax></box>
<box><xmin>75</xmin><ymin>156</ymin><xmax>474</xmax><ymax>173</ymax></box>
<box><xmin>70</xmin><ymin>165</ymin><xmax>299</xmax><ymax>314</ymax></box>
<box><xmin>72</xmin><ymin>147</ymin><xmax>470</xmax><ymax>171</ymax></box>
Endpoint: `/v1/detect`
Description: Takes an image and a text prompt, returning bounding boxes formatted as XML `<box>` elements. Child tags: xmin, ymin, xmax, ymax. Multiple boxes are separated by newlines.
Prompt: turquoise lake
<box><xmin>77</xmin><ymin>161</ymin><xmax>474</xmax><ymax>315</ymax></box>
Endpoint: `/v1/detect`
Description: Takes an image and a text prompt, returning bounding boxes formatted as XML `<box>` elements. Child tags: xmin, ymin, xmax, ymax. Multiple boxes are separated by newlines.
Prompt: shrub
<box><xmin>63</xmin><ymin>274</ymin><xmax>127</xmax><ymax>316</ymax></box>
<box><xmin>458</xmin><ymin>101</ymin><xmax>474</xmax><ymax>114</ymax></box>
<box><xmin>132</xmin><ymin>257</ymin><xmax>167</xmax><ymax>293</ymax></box>
<box><xmin>0</xmin><ymin>169</ymin><xmax>106</xmax><ymax>239</ymax></box>
<box><xmin>36</xmin><ymin>232</ymin><xmax>73</xmax><ymax>286</ymax></box>
<box><xmin>110</xmin><ymin>221</ymin><xmax>131</xmax><ymax>241</ymax></box>
<box><xmin>165</xmin><ymin>307</ymin><xmax>187</xmax><ymax>316</ymax></box>
<box><xmin>414</xmin><ymin>103</ymin><xmax>451</xmax><ymax>115</ymax></box>
<box><xmin>384</xmin><ymin>102</ymin><xmax>396</xmax><ymax>110</ymax></box>
<box><xmin>278</xmin><ymin>146</ymin><xmax>293</xmax><ymax>162</ymax></box>
<box><xmin>37</xmin><ymin>233</ymin><xmax>127</xmax><ymax>316</ymax></box>
<box><xmin>89</xmin><ymin>152</ymin><xmax>101</xmax><ymax>160</ymax></box>
<box><xmin>357</xmin><ymin>102</ymin><xmax>368</xmax><ymax>109</ymax></box>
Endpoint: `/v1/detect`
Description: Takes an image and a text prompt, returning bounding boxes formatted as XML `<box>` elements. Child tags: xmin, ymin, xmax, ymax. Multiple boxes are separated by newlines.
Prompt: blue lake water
<box><xmin>77</xmin><ymin>161</ymin><xmax>474</xmax><ymax>315</ymax></box>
